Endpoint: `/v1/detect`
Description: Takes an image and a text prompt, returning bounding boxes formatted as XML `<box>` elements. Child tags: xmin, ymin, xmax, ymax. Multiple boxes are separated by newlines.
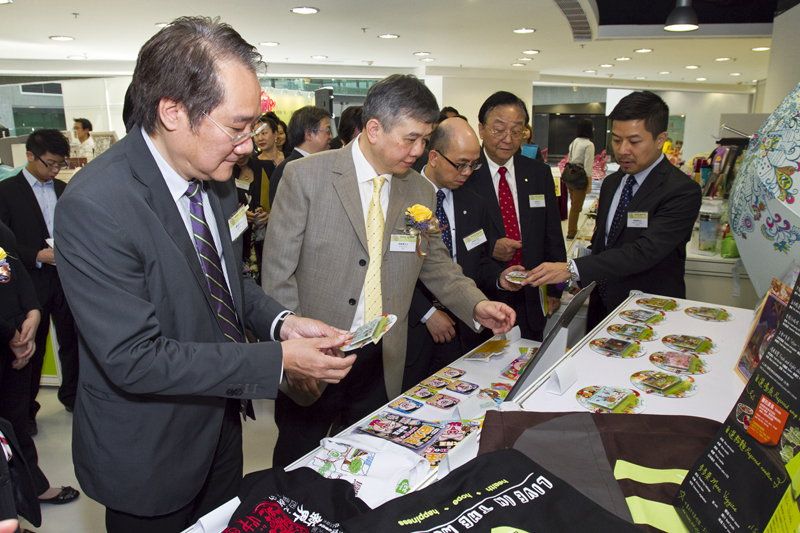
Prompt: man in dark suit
<box><xmin>527</xmin><ymin>91</ymin><xmax>701</xmax><ymax>330</ymax></box>
<box><xmin>405</xmin><ymin>117</ymin><xmax>524</xmax><ymax>388</ymax></box>
<box><xmin>53</xmin><ymin>17</ymin><xmax>355</xmax><ymax>533</ymax></box>
<box><xmin>267</xmin><ymin>105</ymin><xmax>332</xmax><ymax>206</ymax></box>
<box><xmin>0</xmin><ymin>129</ymin><xmax>80</xmax><ymax>423</ymax></box>
<box><xmin>463</xmin><ymin>91</ymin><xmax>566</xmax><ymax>341</ymax></box>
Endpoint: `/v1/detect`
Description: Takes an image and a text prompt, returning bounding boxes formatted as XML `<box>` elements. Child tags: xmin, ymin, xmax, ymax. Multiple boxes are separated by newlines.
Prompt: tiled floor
<box><xmin>21</xmin><ymin>388</ymin><xmax>278</xmax><ymax>532</ymax></box>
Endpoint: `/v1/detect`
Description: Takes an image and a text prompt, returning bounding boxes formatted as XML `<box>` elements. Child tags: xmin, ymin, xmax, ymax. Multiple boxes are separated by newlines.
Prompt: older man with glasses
<box><xmin>0</xmin><ymin>128</ymin><xmax>82</xmax><ymax>434</ymax></box>
<box><xmin>463</xmin><ymin>91</ymin><xmax>567</xmax><ymax>341</ymax></box>
<box><xmin>404</xmin><ymin>117</ymin><xmax>525</xmax><ymax>388</ymax></box>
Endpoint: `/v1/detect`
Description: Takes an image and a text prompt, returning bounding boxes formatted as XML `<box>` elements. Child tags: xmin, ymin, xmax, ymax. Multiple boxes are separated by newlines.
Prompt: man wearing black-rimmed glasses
<box><xmin>404</xmin><ymin>117</ymin><xmax>525</xmax><ymax>387</ymax></box>
<box><xmin>0</xmin><ymin>128</ymin><xmax>81</xmax><ymax>431</ymax></box>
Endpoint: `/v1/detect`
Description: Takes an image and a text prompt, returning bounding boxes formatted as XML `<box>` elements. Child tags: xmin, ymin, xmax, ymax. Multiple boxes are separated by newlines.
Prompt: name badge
<box><xmin>228</xmin><ymin>205</ymin><xmax>248</xmax><ymax>241</ymax></box>
<box><xmin>390</xmin><ymin>234</ymin><xmax>416</xmax><ymax>252</ymax></box>
<box><xmin>463</xmin><ymin>229</ymin><xmax>487</xmax><ymax>251</ymax></box>
<box><xmin>553</xmin><ymin>177</ymin><xmax>562</xmax><ymax>197</ymax></box>
<box><xmin>529</xmin><ymin>194</ymin><xmax>546</xmax><ymax>208</ymax></box>
<box><xmin>627</xmin><ymin>212</ymin><xmax>648</xmax><ymax>228</ymax></box>
<box><xmin>234</xmin><ymin>178</ymin><xmax>251</xmax><ymax>191</ymax></box>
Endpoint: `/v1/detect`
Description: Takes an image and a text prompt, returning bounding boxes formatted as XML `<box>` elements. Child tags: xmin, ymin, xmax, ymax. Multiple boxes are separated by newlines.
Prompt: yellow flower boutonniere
<box><xmin>0</xmin><ymin>247</ymin><xmax>10</xmax><ymax>284</ymax></box>
<box><xmin>404</xmin><ymin>204</ymin><xmax>445</xmax><ymax>257</ymax></box>
<box><xmin>0</xmin><ymin>247</ymin><xmax>6</xmax><ymax>261</ymax></box>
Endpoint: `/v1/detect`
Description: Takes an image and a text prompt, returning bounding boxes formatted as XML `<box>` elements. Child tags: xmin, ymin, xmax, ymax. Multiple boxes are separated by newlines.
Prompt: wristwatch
<box><xmin>567</xmin><ymin>259</ymin><xmax>580</xmax><ymax>283</ymax></box>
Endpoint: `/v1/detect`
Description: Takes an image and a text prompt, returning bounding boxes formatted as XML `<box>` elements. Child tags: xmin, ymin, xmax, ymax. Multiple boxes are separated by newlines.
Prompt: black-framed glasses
<box><xmin>436</xmin><ymin>151</ymin><xmax>482</xmax><ymax>174</ymax></box>
<box><xmin>203</xmin><ymin>112</ymin><xmax>269</xmax><ymax>145</ymax></box>
<box><xmin>36</xmin><ymin>155</ymin><xmax>67</xmax><ymax>170</ymax></box>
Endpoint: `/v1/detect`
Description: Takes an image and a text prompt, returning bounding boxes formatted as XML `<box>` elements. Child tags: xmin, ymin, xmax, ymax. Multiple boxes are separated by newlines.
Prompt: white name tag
<box><xmin>529</xmin><ymin>194</ymin><xmax>546</xmax><ymax>208</ymax></box>
<box><xmin>228</xmin><ymin>205</ymin><xmax>248</xmax><ymax>241</ymax></box>
<box><xmin>234</xmin><ymin>178</ymin><xmax>251</xmax><ymax>191</ymax></box>
<box><xmin>390</xmin><ymin>234</ymin><xmax>416</xmax><ymax>252</ymax></box>
<box><xmin>463</xmin><ymin>229</ymin><xmax>487</xmax><ymax>251</ymax></box>
<box><xmin>627</xmin><ymin>212</ymin><xmax>648</xmax><ymax>228</ymax></box>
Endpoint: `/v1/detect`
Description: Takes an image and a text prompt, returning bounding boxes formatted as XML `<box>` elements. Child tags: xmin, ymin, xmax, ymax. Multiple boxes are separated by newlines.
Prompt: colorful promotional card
<box><xmin>464</xmin><ymin>339</ymin><xmax>510</xmax><ymax>361</ymax></box>
<box><xmin>342</xmin><ymin>314</ymin><xmax>397</xmax><ymax>351</ymax></box>
<box><xmin>630</xmin><ymin>370</ymin><xmax>697</xmax><ymax>398</ymax></box>
<box><xmin>649</xmin><ymin>351</ymin><xmax>709</xmax><ymax>375</ymax></box>
<box><xmin>358</xmin><ymin>412</ymin><xmax>442</xmax><ymax>450</ymax></box>
<box><xmin>424</xmin><ymin>393</ymin><xmax>460</xmax><ymax>410</ymax></box>
<box><xmin>685</xmin><ymin>306</ymin><xmax>732</xmax><ymax>322</ymax></box>
<box><xmin>589</xmin><ymin>338</ymin><xmax>644</xmax><ymax>359</ymax></box>
<box><xmin>407</xmin><ymin>386</ymin><xmax>437</xmax><ymax>400</ymax></box>
<box><xmin>478</xmin><ymin>382</ymin><xmax>513</xmax><ymax>405</ymax></box>
<box><xmin>607</xmin><ymin>323</ymin><xmax>656</xmax><ymax>341</ymax></box>
<box><xmin>500</xmin><ymin>348</ymin><xmax>535</xmax><ymax>381</ymax></box>
<box><xmin>445</xmin><ymin>379</ymin><xmax>479</xmax><ymax>395</ymax></box>
<box><xmin>420</xmin><ymin>376</ymin><xmax>451</xmax><ymax>389</ymax></box>
<box><xmin>388</xmin><ymin>397</ymin><xmax>424</xmax><ymax>414</ymax></box>
<box><xmin>662</xmin><ymin>334</ymin><xmax>716</xmax><ymax>354</ymax></box>
<box><xmin>636</xmin><ymin>297</ymin><xmax>679</xmax><ymax>311</ymax></box>
<box><xmin>437</xmin><ymin>367</ymin><xmax>466</xmax><ymax>379</ymax></box>
<box><xmin>504</xmin><ymin>270</ymin><xmax>528</xmax><ymax>285</ymax></box>
<box><xmin>422</xmin><ymin>420</ymin><xmax>481</xmax><ymax>467</ymax></box>
<box><xmin>619</xmin><ymin>309</ymin><xmax>666</xmax><ymax>325</ymax></box>
<box><xmin>575</xmin><ymin>385</ymin><xmax>644</xmax><ymax>414</ymax></box>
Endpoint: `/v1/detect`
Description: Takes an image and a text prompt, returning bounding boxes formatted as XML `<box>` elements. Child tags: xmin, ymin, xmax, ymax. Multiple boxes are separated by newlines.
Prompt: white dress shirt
<box><xmin>350</xmin><ymin>135</ymin><xmax>392</xmax><ymax>330</ymax></box>
<box><xmin>23</xmin><ymin>168</ymin><xmax>57</xmax><ymax>269</ymax></box>
<box><xmin>483</xmin><ymin>150</ymin><xmax>521</xmax><ymax>234</ymax></box>
<box><xmin>73</xmin><ymin>136</ymin><xmax>96</xmax><ymax>160</ymax></box>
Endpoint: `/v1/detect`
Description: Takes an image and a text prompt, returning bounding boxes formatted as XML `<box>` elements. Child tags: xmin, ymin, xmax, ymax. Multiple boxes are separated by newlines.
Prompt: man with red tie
<box><xmin>463</xmin><ymin>91</ymin><xmax>566</xmax><ymax>340</ymax></box>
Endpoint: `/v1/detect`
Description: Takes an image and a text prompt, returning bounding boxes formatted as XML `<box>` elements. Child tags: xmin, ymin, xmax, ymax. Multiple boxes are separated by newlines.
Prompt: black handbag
<box><xmin>562</xmin><ymin>162</ymin><xmax>588</xmax><ymax>190</ymax></box>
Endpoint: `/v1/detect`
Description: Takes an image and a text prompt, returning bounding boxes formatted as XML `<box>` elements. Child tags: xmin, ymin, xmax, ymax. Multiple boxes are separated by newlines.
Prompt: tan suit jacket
<box><xmin>263</xmin><ymin>142</ymin><xmax>486</xmax><ymax>399</ymax></box>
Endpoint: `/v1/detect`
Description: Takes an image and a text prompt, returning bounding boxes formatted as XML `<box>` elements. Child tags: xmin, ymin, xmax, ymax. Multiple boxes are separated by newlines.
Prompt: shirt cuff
<box><xmin>36</xmin><ymin>261</ymin><xmax>42</xmax><ymax>269</ymax></box>
<box><xmin>569</xmin><ymin>259</ymin><xmax>581</xmax><ymax>282</ymax></box>
<box><xmin>420</xmin><ymin>307</ymin><xmax>437</xmax><ymax>324</ymax></box>
<box><xmin>270</xmin><ymin>310</ymin><xmax>294</xmax><ymax>341</ymax></box>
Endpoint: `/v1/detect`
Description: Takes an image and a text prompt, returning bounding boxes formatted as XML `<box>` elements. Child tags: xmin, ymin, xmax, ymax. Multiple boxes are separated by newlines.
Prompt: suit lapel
<box><xmin>595</xmin><ymin>171</ymin><xmax>623</xmax><ymax>249</ymax></box>
<box><xmin>207</xmin><ymin>184</ymin><xmax>244</xmax><ymax>321</ymax></box>
<box><xmin>626</xmin><ymin>158</ymin><xmax>669</xmax><ymax>213</ymax></box>
<box><xmin>12</xmin><ymin>174</ymin><xmax>49</xmax><ymax>239</ymax></box>
<box><xmin>125</xmin><ymin>130</ymin><xmax>216</xmax><ymax>313</ymax></box>
<box><xmin>332</xmin><ymin>149</ymin><xmax>368</xmax><ymax>253</ymax></box>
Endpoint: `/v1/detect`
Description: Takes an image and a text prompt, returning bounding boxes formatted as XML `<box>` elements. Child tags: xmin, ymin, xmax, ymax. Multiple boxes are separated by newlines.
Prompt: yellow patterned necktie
<box><xmin>364</xmin><ymin>176</ymin><xmax>385</xmax><ymax>320</ymax></box>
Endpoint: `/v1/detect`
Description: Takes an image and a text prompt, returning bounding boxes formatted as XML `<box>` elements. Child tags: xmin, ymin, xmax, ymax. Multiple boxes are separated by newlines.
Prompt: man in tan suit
<box><xmin>263</xmin><ymin>74</ymin><xmax>515</xmax><ymax>466</ymax></box>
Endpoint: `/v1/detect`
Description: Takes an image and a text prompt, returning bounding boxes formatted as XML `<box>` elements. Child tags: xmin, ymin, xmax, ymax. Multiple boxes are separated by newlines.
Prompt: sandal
<box><xmin>38</xmin><ymin>486</ymin><xmax>80</xmax><ymax>505</ymax></box>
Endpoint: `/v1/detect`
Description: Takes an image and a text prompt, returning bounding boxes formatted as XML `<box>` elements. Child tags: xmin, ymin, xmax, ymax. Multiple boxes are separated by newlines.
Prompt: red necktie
<box><xmin>497</xmin><ymin>166</ymin><xmax>522</xmax><ymax>266</ymax></box>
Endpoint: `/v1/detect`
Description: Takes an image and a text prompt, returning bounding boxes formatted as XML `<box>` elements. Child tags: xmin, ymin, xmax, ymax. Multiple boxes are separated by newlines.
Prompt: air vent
<box><xmin>554</xmin><ymin>0</ymin><xmax>592</xmax><ymax>41</ymax></box>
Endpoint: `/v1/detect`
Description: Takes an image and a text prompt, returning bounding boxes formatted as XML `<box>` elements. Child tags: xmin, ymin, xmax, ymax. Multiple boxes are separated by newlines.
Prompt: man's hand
<box><xmin>280</xmin><ymin>315</ymin><xmax>349</xmax><ymax>341</ymax></box>
<box><xmin>492</xmin><ymin>237</ymin><xmax>522</xmax><ymax>262</ymax></box>
<box><xmin>525</xmin><ymin>262</ymin><xmax>570</xmax><ymax>287</ymax></box>
<box><xmin>498</xmin><ymin>265</ymin><xmax>526</xmax><ymax>292</ymax></box>
<box><xmin>253</xmin><ymin>208</ymin><xmax>269</xmax><ymax>228</ymax></box>
<box><xmin>548</xmin><ymin>296</ymin><xmax>562</xmax><ymax>315</ymax></box>
<box><xmin>473</xmin><ymin>300</ymin><xmax>516</xmax><ymax>334</ymax></box>
<box><xmin>17</xmin><ymin>310</ymin><xmax>41</xmax><ymax>346</ymax></box>
<box><xmin>426</xmin><ymin>310</ymin><xmax>456</xmax><ymax>344</ymax></box>
<box><xmin>282</xmin><ymin>336</ymin><xmax>356</xmax><ymax>384</ymax></box>
<box><xmin>36</xmin><ymin>248</ymin><xmax>56</xmax><ymax>265</ymax></box>
<box><xmin>9</xmin><ymin>330</ymin><xmax>34</xmax><ymax>368</ymax></box>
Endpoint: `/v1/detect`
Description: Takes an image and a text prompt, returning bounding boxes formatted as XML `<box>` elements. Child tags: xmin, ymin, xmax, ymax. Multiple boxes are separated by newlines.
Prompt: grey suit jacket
<box><xmin>54</xmin><ymin>128</ymin><xmax>286</xmax><ymax>516</ymax></box>
<box><xmin>263</xmin><ymin>142</ymin><xmax>486</xmax><ymax>399</ymax></box>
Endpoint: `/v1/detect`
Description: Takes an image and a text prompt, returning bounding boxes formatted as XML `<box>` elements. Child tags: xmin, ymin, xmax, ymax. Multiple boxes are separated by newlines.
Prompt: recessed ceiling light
<box><xmin>696</xmin><ymin>77</ymin><xmax>707</xmax><ymax>81</ymax></box>
<box><xmin>616</xmin><ymin>56</ymin><xmax>631</xmax><ymax>61</ymax></box>
<box><xmin>260</xmin><ymin>41</ymin><xmax>280</xmax><ymax>47</ymax></box>
<box><xmin>751</xmin><ymin>46</ymin><xmax>770</xmax><ymax>52</ymax></box>
<box><xmin>522</xmin><ymin>49</ymin><xmax>540</xmax><ymax>55</ymax></box>
<box><xmin>511</xmin><ymin>63</ymin><xmax>525</xmax><ymax>67</ymax></box>
<box><xmin>0</xmin><ymin>0</ymin><xmax>14</xmax><ymax>5</ymax></box>
<box><xmin>659</xmin><ymin>71</ymin><xmax>671</xmax><ymax>74</ymax></box>
<box><xmin>420</xmin><ymin>57</ymin><xmax>435</xmax><ymax>62</ymax></box>
<box><xmin>729</xmin><ymin>72</ymin><xmax>741</xmax><ymax>76</ymax></box>
<box><xmin>290</xmin><ymin>6</ymin><xmax>319</xmax><ymax>14</ymax></box>
<box><xmin>378</xmin><ymin>33</ymin><xmax>399</xmax><ymax>39</ymax></box>
<box><xmin>634</xmin><ymin>48</ymin><xmax>653</xmax><ymax>53</ymax></box>
<box><xmin>583</xmin><ymin>69</ymin><xmax>597</xmax><ymax>73</ymax></box>
<box><xmin>599</xmin><ymin>63</ymin><xmax>614</xmax><ymax>68</ymax></box>
<box><xmin>685</xmin><ymin>65</ymin><xmax>699</xmax><ymax>69</ymax></box>
<box><xmin>752</xmin><ymin>79</ymin><xmax>758</xmax><ymax>83</ymax></box>
<box><xmin>155</xmin><ymin>22</ymin><xmax>170</xmax><ymax>28</ymax></box>
<box><xmin>513</xmin><ymin>27</ymin><xmax>535</xmax><ymax>34</ymax></box>
<box><xmin>67</xmin><ymin>54</ymin><xmax>87</xmax><ymax>60</ymax></box>
<box><xmin>517</xmin><ymin>57</ymin><xmax>533</xmax><ymax>62</ymax></box>
<box><xmin>311</xmin><ymin>54</ymin><xmax>327</xmax><ymax>60</ymax></box>
<box><xmin>49</xmin><ymin>35</ymin><xmax>74</xmax><ymax>41</ymax></box>
<box><xmin>715</xmin><ymin>57</ymin><xmax>732</xmax><ymax>62</ymax></box>
<box><xmin>635</xmin><ymin>76</ymin><xmax>646</xmax><ymax>80</ymax></box>
<box><xmin>413</xmin><ymin>51</ymin><xmax>430</xmax><ymax>57</ymax></box>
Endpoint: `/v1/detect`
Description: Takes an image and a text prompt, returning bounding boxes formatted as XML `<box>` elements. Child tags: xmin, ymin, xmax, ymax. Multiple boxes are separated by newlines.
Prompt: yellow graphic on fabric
<box><xmin>626</xmin><ymin>496</ymin><xmax>689</xmax><ymax>532</ymax></box>
<box><xmin>364</xmin><ymin>176</ymin><xmax>385</xmax><ymax>320</ymax></box>
<box><xmin>259</xmin><ymin>168</ymin><xmax>270</xmax><ymax>212</ymax></box>
<box><xmin>765</xmin><ymin>452</ymin><xmax>800</xmax><ymax>532</ymax></box>
<box><xmin>491</xmin><ymin>528</ymin><xmax>531</xmax><ymax>533</ymax></box>
<box><xmin>614</xmin><ymin>460</ymin><xmax>688</xmax><ymax>485</ymax></box>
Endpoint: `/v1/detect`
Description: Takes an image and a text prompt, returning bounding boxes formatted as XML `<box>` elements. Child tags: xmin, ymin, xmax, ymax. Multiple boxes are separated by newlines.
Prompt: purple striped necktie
<box><xmin>185</xmin><ymin>180</ymin><xmax>245</xmax><ymax>343</ymax></box>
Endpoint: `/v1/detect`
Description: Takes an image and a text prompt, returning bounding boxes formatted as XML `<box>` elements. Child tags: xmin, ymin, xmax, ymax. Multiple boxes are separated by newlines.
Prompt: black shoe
<box><xmin>38</xmin><ymin>486</ymin><xmax>80</xmax><ymax>505</ymax></box>
<box><xmin>27</xmin><ymin>420</ymin><xmax>37</xmax><ymax>436</ymax></box>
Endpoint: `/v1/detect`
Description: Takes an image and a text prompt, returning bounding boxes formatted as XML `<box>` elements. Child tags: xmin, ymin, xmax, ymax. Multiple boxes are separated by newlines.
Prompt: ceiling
<box><xmin>0</xmin><ymin>0</ymin><xmax>782</xmax><ymax>91</ymax></box>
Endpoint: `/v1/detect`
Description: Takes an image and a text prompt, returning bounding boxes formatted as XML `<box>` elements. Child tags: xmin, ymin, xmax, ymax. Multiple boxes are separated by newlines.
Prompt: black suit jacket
<box><xmin>0</xmin><ymin>172</ymin><xmax>66</xmax><ymax>273</ymax></box>
<box><xmin>54</xmin><ymin>128</ymin><xmax>286</xmax><ymax>515</ymax></box>
<box><xmin>464</xmin><ymin>153</ymin><xmax>566</xmax><ymax>334</ymax></box>
<box><xmin>409</xmin><ymin>186</ymin><xmax>501</xmax><ymax>348</ymax></box>
<box><xmin>575</xmin><ymin>157</ymin><xmax>701</xmax><ymax>312</ymax></box>
<box><xmin>268</xmin><ymin>148</ymin><xmax>304</xmax><ymax>207</ymax></box>
<box><xmin>0</xmin><ymin>222</ymin><xmax>40</xmax><ymax>344</ymax></box>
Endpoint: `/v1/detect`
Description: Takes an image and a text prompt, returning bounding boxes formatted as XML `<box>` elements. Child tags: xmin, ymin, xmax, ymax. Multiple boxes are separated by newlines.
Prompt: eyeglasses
<box><xmin>436</xmin><ymin>151</ymin><xmax>482</xmax><ymax>174</ymax></box>
<box><xmin>36</xmin><ymin>155</ymin><xmax>67</xmax><ymax>170</ymax></box>
<box><xmin>203</xmin><ymin>112</ymin><xmax>269</xmax><ymax>145</ymax></box>
<box><xmin>312</xmin><ymin>126</ymin><xmax>332</xmax><ymax>135</ymax></box>
<box><xmin>487</xmin><ymin>127</ymin><xmax>526</xmax><ymax>140</ymax></box>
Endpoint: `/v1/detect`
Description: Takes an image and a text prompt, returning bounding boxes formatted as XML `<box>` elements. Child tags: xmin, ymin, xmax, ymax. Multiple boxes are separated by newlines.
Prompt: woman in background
<box><xmin>329</xmin><ymin>105</ymin><xmax>363</xmax><ymax>149</ymax></box>
<box><xmin>566</xmin><ymin>119</ymin><xmax>595</xmax><ymax>239</ymax></box>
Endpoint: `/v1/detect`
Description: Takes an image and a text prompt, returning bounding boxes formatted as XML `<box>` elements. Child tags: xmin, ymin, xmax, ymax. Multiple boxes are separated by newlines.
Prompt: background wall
<box><xmin>0</xmin><ymin>85</ymin><xmax>64</xmax><ymax>135</ymax></box>
<box><xmin>439</xmin><ymin>75</ymin><xmax>534</xmax><ymax>128</ymax></box>
<box><xmin>60</xmin><ymin>76</ymin><xmax>131</xmax><ymax>140</ymax></box>
<box><xmin>761</xmin><ymin>3</ymin><xmax>800</xmax><ymax>112</ymax></box>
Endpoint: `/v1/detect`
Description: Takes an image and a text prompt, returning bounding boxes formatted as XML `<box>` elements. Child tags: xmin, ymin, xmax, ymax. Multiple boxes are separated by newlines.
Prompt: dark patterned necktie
<box><xmin>497</xmin><ymin>166</ymin><xmax>522</xmax><ymax>266</ymax></box>
<box><xmin>607</xmin><ymin>175</ymin><xmax>637</xmax><ymax>245</ymax></box>
<box><xmin>436</xmin><ymin>189</ymin><xmax>453</xmax><ymax>258</ymax></box>
<box><xmin>185</xmin><ymin>181</ymin><xmax>245</xmax><ymax>343</ymax></box>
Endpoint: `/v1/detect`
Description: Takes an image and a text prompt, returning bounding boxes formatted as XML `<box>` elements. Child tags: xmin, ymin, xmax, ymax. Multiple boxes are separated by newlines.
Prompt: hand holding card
<box><xmin>342</xmin><ymin>314</ymin><xmax>397</xmax><ymax>352</ymax></box>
